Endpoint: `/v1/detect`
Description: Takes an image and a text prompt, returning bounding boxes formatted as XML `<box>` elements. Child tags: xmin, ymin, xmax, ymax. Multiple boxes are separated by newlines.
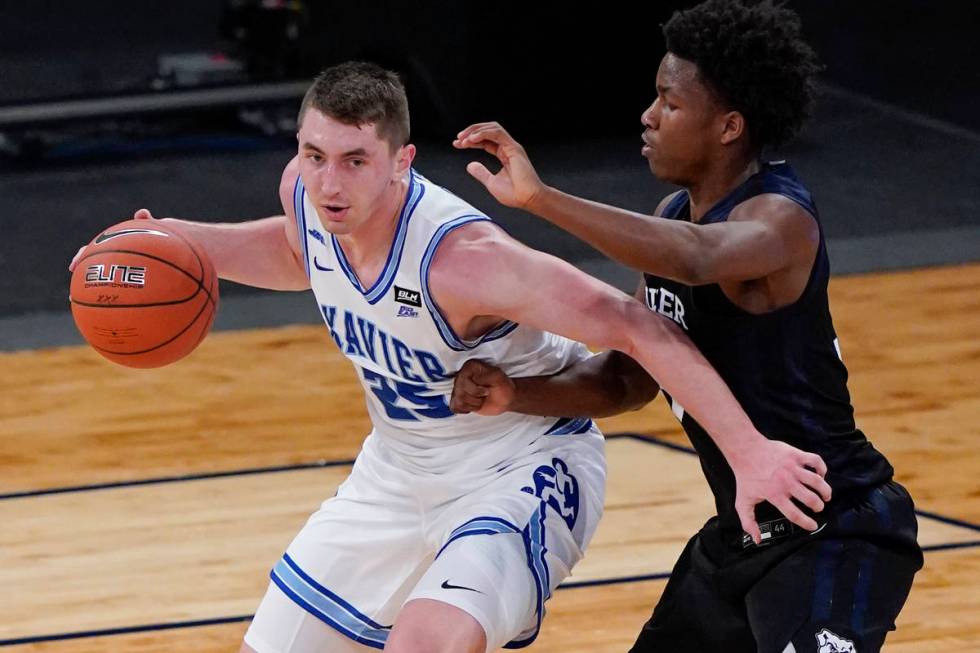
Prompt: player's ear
<box><xmin>394</xmin><ymin>143</ymin><xmax>416</xmax><ymax>178</ymax></box>
<box><xmin>719</xmin><ymin>110</ymin><xmax>746</xmax><ymax>146</ymax></box>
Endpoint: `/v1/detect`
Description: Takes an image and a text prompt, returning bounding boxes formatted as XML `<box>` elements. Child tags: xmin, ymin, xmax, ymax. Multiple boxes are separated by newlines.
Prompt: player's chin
<box><xmin>648</xmin><ymin>158</ymin><xmax>683</xmax><ymax>185</ymax></box>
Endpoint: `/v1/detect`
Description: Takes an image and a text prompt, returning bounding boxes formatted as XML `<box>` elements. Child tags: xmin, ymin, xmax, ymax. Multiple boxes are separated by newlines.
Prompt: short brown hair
<box><xmin>298</xmin><ymin>61</ymin><xmax>410</xmax><ymax>149</ymax></box>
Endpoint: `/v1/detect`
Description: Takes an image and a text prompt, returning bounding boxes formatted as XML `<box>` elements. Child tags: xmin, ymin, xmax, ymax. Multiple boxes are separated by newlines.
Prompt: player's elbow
<box><xmin>611</xmin><ymin>299</ymin><xmax>654</xmax><ymax>362</ymax></box>
<box><xmin>622</xmin><ymin>375</ymin><xmax>660</xmax><ymax>412</ymax></box>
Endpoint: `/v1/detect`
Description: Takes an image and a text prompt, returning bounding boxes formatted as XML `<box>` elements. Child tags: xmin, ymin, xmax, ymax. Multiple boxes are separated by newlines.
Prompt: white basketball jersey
<box><xmin>292</xmin><ymin>169</ymin><xmax>593</xmax><ymax>473</ymax></box>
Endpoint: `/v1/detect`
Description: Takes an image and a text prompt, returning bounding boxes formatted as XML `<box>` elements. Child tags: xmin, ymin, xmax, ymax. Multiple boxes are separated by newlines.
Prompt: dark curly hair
<box><xmin>299</xmin><ymin>61</ymin><xmax>410</xmax><ymax>148</ymax></box>
<box><xmin>663</xmin><ymin>0</ymin><xmax>821</xmax><ymax>150</ymax></box>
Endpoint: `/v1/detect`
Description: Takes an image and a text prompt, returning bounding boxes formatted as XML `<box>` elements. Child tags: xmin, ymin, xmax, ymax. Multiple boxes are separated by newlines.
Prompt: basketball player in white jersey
<box><xmin>71</xmin><ymin>62</ymin><xmax>830</xmax><ymax>653</ymax></box>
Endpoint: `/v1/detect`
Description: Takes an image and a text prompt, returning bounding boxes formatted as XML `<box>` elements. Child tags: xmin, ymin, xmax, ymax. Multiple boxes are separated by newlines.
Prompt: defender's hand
<box><xmin>732</xmin><ymin>439</ymin><xmax>832</xmax><ymax>544</ymax></box>
<box><xmin>450</xmin><ymin>359</ymin><xmax>516</xmax><ymax>416</ymax></box>
<box><xmin>453</xmin><ymin>122</ymin><xmax>545</xmax><ymax>210</ymax></box>
<box><xmin>68</xmin><ymin>208</ymin><xmax>156</xmax><ymax>272</ymax></box>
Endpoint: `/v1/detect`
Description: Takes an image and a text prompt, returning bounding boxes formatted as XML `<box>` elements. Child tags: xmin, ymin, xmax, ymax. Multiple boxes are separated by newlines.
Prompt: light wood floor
<box><xmin>1</xmin><ymin>263</ymin><xmax>978</xmax><ymax>651</ymax></box>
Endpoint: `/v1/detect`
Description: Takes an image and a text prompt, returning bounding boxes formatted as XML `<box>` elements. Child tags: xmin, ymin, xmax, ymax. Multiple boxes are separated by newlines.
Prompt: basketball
<box><xmin>69</xmin><ymin>219</ymin><xmax>219</xmax><ymax>368</ymax></box>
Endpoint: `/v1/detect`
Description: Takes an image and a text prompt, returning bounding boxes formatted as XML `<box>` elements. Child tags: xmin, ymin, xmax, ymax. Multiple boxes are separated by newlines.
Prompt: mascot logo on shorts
<box><xmin>523</xmin><ymin>457</ymin><xmax>580</xmax><ymax>530</ymax></box>
<box><xmin>815</xmin><ymin>628</ymin><xmax>856</xmax><ymax>653</ymax></box>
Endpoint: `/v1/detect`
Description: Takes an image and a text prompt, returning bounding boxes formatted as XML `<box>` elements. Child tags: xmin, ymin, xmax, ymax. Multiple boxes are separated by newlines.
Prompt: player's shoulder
<box><xmin>730</xmin><ymin>192</ymin><xmax>816</xmax><ymax>229</ymax></box>
<box><xmin>411</xmin><ymin>169</ymin><xmax>485</xmax><ymax>223</ymax></box>
<box><xmin>431</xmin><ymin>220</ymin><xmax>509</xmax><ymax>264</ymax></box>
<box><xmin>279</xmin><ymin>156</ymin><xmax>301</xmax><ymax>217</ymax></box>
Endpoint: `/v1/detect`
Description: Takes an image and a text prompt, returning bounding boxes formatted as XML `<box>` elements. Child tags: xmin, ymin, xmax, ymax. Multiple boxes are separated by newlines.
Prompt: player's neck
<box><xmin>336</xmin><ymin>177</ymin><xmax>409</xmax><ymax>269</ymax></box>
<box><xmin>686</xmin><ymin>157</ymin><xmax>760</xmax><ymax>223</ymax></box>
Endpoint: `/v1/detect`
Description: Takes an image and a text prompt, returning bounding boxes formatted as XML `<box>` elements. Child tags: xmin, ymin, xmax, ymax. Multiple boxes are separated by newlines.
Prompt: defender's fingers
<box><xmin>797</xmin><ymin>468</ymin><xmax>833</xmax><ymax>502</ymax></box>
<box><xmin>801</xmin><ymin>451</ymin><xmax>828</xmax><ymax>477</ymax></box>
<box><xmin>466</xmin><ymin>162</ymin><xmax>494</xmax><ymax>187</ymax></box>
<box><xmin>456</xmin><ymin>122</ymin><xmax>498</xmax><ymax>141</ymax></box>
<box><xmin>772</xmin><ymin>497</ymin><xmax>819</xmax><ymax>532</ymax></box>
<box><xmin>735</xmin><ymin>501</ymin><xmax>761</xmax><ymax>545</ymax></box>
<box><xmin>790</xmin><ymin>484</ymin><xmax>825</xmax><ymax>514</ymax></box>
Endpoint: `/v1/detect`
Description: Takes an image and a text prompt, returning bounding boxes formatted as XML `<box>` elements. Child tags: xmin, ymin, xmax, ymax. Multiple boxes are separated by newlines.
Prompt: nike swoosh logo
<box><xmin>94</xmin><ymin>228</ymin><xmax>170</xmax><ymax>243</ymax></box>
<box><xmin>810</xmin><ymin>522</ymin><xmax>827</xmax><ymax>535</ymax></box>
<box><xmin>440</xmin><ymin>580</ymin><xmax>483</xmax><ymax>594</ymax></box>
<box><xmin>313</xmin><ymin>256</ymin><xmax>333</xmax><ymax>272</ymax></box>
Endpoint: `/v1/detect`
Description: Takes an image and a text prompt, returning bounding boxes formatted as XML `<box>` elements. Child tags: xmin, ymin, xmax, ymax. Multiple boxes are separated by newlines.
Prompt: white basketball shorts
<box><xmin>244</xmin><ymin>425</ymin><xmax>606</xmax><ymax>652</ymax></box>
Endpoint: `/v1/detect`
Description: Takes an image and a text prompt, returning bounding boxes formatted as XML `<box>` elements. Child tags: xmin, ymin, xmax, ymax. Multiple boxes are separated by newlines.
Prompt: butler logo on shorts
<box><xmin>84</xmin><ymin>264</ymin><xmax>147</xmax><ymax>288</ymax></box>
<box><xmin>815</xmin><ymin>628</ymin><xmax>857</xmax><ymax>653</ymax></box>
<box><xmin>394</xmin><ymin>286</ymin><xmax>421</xmax><ymax>307</ymax></box>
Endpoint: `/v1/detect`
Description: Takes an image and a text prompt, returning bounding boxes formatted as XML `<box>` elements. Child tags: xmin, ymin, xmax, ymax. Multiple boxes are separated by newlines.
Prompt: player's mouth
<box><xmin>322</xmin><ymin>205</ymin><xmax>350</xmax><ymax>221</ymax></box>
<box><xmin>641</xmin><ymin>133</ymin><xmax>655</xmax><ymax>157</ymax></box>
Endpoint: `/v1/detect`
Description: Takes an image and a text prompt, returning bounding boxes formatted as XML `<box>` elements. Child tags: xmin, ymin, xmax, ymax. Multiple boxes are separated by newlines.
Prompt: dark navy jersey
<box><xmin>645</xmin><ymin>162</ymin><xmax>894</xmax><ymax>539</ymax></box>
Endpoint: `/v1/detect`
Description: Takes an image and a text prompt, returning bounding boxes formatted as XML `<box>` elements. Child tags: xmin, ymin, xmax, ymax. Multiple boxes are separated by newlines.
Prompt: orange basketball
<box><xmin>69</xmin><ymin>219</ymin><xmax>219</xmax><ymax>368</ymax></box>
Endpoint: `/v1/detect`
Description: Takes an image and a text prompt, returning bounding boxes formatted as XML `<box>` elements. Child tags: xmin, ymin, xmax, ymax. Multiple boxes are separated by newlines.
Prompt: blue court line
<box><xmin>0</xmin><ymin>459</ymin><xmax>355</xmax><ymax>501</ymax></box>
<box><xmin>0</xmin><ymin>615</ymin><xmax>253</xmax><ymax>647</ymax></box>
<box><xmin>610</xmin><ymin>432</ymin><xmax>980</xmax><ymax>533</ymax></box>
<box><xmin>0</xmin><ymin>434</ymin><xmax>652</xmax><ymax>501</ymax></box>
<box><xmin>1</xmin><ymin>431</ymin><xmax>978</xmax><ymax>648</ymax></box>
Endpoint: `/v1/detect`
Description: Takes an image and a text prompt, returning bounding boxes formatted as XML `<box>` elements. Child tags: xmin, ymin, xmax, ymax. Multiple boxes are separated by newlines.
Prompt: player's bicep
<box><xmin>440</xmin><ymin>231</ymin><xmax>638</xmax><ymax>354</ymax></box>
<box><xmin>697</xmin><ymin>199</ymin><xmax>818</xmax><ymax>282</ymax></box>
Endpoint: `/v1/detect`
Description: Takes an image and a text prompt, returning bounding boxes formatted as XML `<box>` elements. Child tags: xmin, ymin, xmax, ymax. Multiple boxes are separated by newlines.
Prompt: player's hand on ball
<box><xmin>68</xmin><ymin>208</ymin><xmax>156</xmax><ymax>272</ymax></box>
<box><xmin>453</xmin><ymin>122</ymin><xmax>545</xmax><ymax>210</ymax></box>
<box><xmin>732</xmin><ymin>439</ymin><xmax>832</xmax><ymax>544</ymax></box>
<box><xmin>450</xmin><ymin>359</ymin><xmax>516</xmax><ymax>416</ymax></box>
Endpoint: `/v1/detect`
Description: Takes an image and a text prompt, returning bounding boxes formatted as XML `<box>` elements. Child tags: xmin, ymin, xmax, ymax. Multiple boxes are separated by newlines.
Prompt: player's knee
<box><xmin>386</xmin><ymin>598</ymin><xmax>487</xmax><ymax>653</ymax></box>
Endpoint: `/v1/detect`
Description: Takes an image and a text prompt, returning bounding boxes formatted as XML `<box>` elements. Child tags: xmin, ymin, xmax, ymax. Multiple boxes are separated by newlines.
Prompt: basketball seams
<box><xmin>91</xmin><ymin>288</ymin><xmax>213</xmax><ymax>358</ymax></box>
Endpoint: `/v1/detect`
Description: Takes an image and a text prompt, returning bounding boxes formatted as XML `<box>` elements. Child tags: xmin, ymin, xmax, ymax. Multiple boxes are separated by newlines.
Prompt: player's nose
<box><xmin>640</xmin><ymin>100</ymin><xmax>659</xmax><ymax>130</ymax></box>
<box><xmin>316</xmin><ymin>165</ymin><xmax>343</xmax><ymax>196</ymax></box>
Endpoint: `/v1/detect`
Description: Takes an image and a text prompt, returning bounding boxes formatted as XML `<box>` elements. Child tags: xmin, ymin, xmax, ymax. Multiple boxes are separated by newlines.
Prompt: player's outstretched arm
<box><xmin>451</xmin><ymin>350</ymin><xmax>659</xmax><ymax>418</ymax></box>
<box><xmin>69</xmin><ymin>157</ymin><xmax>310</xmax><ymax>292</ymax></box>
<box><xmin>430</xmin><ymin>222</ymin><xmax>831</xmax><ymax>542</ymax></box>
<box><xmin>454</xmin><ymin>122</ymin><xmax>816</xmax><ymax>286</ymax></box>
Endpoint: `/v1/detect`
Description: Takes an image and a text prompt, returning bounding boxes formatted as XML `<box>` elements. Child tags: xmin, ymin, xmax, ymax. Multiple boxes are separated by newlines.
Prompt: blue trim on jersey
<box><xmin>330</xmin><ymin>170</ymin><xmax>424</xmax><ymax>304</ymax></box>
<box><xmin>545</xmin><ymin>417</ymin><xmax>594</xmax><ymax>436</ymax></box>
<box><xmin>270</xmin><ymin>554</ymin><xmax>390</xmax><ymax>648</ymax></box>
<box><xmin>505</xmin><ymin>503</ymin><xmax>549</xmax><ymax>648</ymax></box>
<box><xmin>293</xmin><ymin>176</ymin><xmax>311</xmax><ymax>279</ymax></box>
<box><xmin>419</xmin><ymin>214</ymin><xmax>518</xmax><ymax>351</ymax></box>
<box><xmin>435</xmin><ymin>516</ymin><xmax>521</xmax><ymax>558</ymax></box>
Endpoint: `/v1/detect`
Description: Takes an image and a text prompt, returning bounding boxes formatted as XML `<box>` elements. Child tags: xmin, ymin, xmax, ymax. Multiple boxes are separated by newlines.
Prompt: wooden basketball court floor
<box><xmin>1</xmin><ymin>263</ymin><xmax>978</xmax><ymax>652</ymax></box>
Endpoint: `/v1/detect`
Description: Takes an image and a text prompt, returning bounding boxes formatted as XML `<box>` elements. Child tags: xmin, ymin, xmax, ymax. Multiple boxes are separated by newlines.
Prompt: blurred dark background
<box><xmin>1</xmin><ymin>0</ymin><xmax>978</xmax><ymax>338</ymax></box>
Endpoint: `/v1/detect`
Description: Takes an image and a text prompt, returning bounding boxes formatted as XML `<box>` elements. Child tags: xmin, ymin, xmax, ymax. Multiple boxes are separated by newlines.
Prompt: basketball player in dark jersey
<box><xmin>450</xmin><ymin>1</ymin><xmax>922</xmax><ymax>651</ymax></box>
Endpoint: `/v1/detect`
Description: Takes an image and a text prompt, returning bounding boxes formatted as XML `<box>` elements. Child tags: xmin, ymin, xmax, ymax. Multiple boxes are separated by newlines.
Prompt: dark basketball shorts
<box><xmin>629</xmin><ymin>480</ymin><xmax>923</xmax><ymax>653</ymax></box>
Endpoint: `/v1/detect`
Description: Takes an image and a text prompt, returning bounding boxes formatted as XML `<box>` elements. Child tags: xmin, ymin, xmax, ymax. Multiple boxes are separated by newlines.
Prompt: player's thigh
<box><xmin>254</xmin><ymin>445</ymin><xmax>432</xmax><ymax>650</ymax></box>
<box><xmin>386</xmin><ymin>599</ymin><xmax>486</xmax><ymax>653</ymax></box>
<box><xmin>244</xmin><ymin>581</ymin><xmax>374</xmax><ymax>653</ymax></box>
<box><xmin>629</xmin><ymin>532</ymin><xmax>756</xmax><ymax>653</ymax></box>
<box><xmin>747</xmin><ymin>537</ymin><xmax>920</xmax><ymax>653</ymax></box>
<box><xmin>401</xmin><ymin>532</ymin><xmax>536</xmax><ymax>653</ymax></box>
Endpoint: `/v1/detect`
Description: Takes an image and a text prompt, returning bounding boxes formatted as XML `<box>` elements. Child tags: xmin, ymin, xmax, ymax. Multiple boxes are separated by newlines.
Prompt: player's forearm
<box><xmin>618</xmin><ymin>303</ymin><xmax>765</xmax><ymax>462</ymax></box>
<box><xmin>509</xmin><ymin>351</ymin><xmax>660</xmax><ymax>418</ymax></box>
<box><xmin>160</xmin><ymin>217</ymin><xmax>310</xmax><ymax>291</ymax></box>
<box><xmin>528</xmin><ymin>186</ymin><xmax>704</xmax><ymax>283</ymax></box>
